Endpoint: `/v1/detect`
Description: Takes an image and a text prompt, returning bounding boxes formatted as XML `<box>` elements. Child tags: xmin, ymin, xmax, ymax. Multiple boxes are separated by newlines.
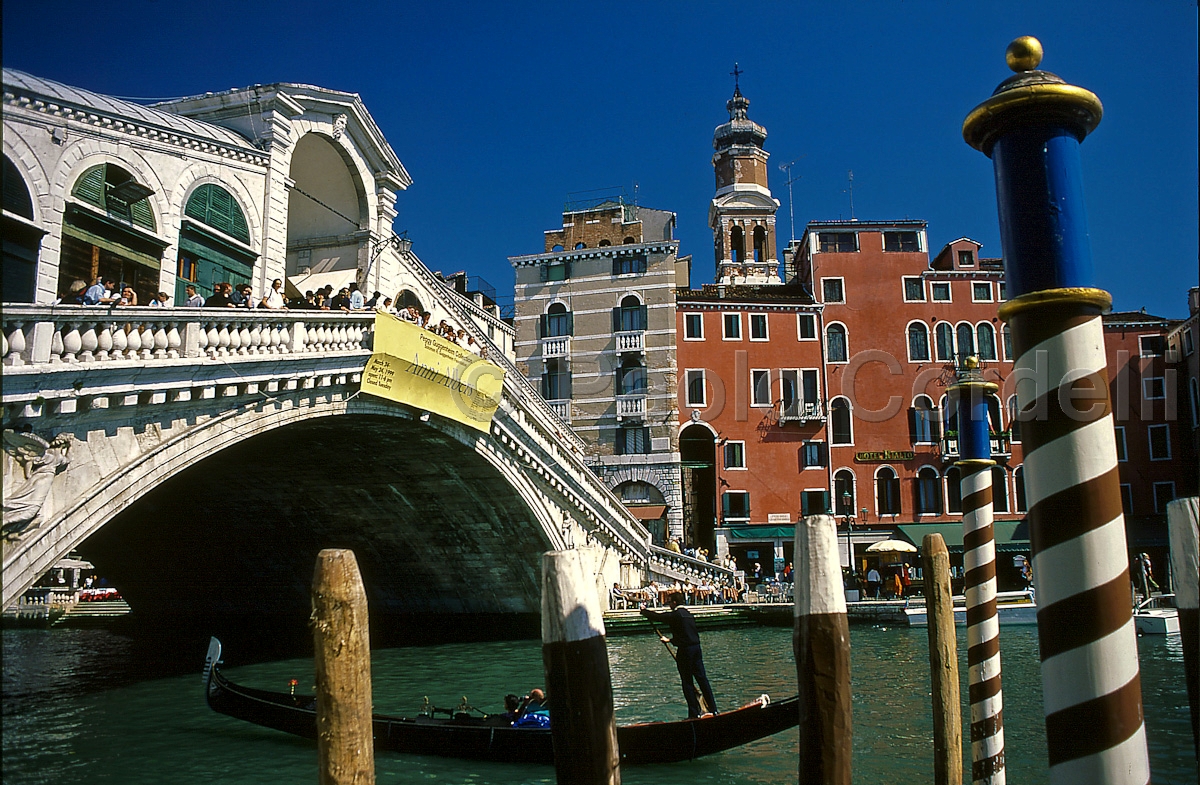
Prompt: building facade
<box><xmin>509</xmin><ymin>198</ymin><xmax>688</xmax><ymax>543</ymax></box>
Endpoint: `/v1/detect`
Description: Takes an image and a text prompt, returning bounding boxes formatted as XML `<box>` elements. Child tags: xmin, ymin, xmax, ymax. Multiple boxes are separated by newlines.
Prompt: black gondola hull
<box><xmin>204</xmin><ymin>641</ymin><xmax>799</xmax><ymax>765</ymax></box>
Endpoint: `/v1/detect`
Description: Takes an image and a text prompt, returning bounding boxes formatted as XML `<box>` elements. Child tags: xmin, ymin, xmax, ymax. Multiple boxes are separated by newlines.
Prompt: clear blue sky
<box><xmin>4</xmin><ymin>1</ymin><xmax>1196</xmax><ymax>317</ymax></box>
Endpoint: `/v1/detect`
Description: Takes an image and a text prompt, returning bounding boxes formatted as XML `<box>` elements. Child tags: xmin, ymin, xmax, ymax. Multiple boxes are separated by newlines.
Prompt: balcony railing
<box><xmin>615</xmin><ymin>330</ymin><xmax>644</xmax><ymax>353</ymax></box>
<box><xmin>541</xmin><ymin>335</ymin><xmax>570</xmax><ymax>358</ymax></box>
<box><xmin>941</xmin><ymin>432</ymin><xmax>1012</xmax><ymax>460</ymax></box>
<box><xmin>616</xmin><ymin>393</ymin><xmax>646</xmax><ymax>421</ymax></box>
<box><xmin>778</xmin><ymin>400</ymin><xmax>825</xmax><ymax>424</ymax></box>
<box><xmin>548</xmin><ymin>400</ymin><xmax>571</xmax><ymax>422</ymax></box>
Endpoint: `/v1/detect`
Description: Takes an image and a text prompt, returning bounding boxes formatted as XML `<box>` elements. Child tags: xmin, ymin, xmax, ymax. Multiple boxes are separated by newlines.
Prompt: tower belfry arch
<box><xmin>709</xmin><ymin>68</ymin><xmax>782</xmax><ymax>285</ymax></box>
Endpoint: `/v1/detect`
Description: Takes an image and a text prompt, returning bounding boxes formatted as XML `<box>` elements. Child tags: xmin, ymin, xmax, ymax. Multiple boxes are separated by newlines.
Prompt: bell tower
<box><xmin>710</xmin><ymin>66</ymin><xmax>781</xmax><ymax>285</ymax></box>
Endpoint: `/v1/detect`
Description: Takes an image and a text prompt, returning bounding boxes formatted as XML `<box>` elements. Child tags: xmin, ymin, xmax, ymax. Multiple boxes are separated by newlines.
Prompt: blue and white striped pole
<box><xmin>964</xmin><ymin>36</ymin><xmax>1148</xmax><ymax>785</ymax></box>
<box><xmin>950</xmin><ymin>357</ymin><xmax>1005</xmax><ymax>785</ymax></box>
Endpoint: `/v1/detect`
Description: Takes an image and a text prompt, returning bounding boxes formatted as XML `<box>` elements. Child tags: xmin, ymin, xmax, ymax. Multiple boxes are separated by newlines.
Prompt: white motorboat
<box><xmin>905</xmin><ymin>589</ymin><xmax>1038</xmax><ymax>627</ymax></box>
<box><xmin>1133</xmin><ymin>594</ymin><xmax>1180</xmax><ymax>636</ymax></box>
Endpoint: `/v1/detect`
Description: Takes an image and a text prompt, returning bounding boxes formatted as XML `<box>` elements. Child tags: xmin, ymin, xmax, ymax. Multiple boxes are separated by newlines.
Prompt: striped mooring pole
<box><xmin>964</xmin><ymin>37</ymin><xmax>1150</xmax><ymax>784</ymax></box>
<box><xmin>949</xmin><ymin>357</ymin><xmax>1005</xmax><ymax>784</ymax></box>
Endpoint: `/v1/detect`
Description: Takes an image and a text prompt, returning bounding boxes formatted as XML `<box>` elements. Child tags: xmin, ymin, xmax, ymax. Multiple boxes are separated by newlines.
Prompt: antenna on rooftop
<box><xmin>778</xmin><ymin>156</ymin><xmax>806</xmax><ymax>244</ymax></box>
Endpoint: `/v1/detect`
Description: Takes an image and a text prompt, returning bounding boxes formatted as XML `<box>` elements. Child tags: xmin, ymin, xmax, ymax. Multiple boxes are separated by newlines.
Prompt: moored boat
<box><xmin>202</xmin><ymin>638</ymin><xmax>799</xmax><ymax>764</ymax></box>
<box><xmin>904</xmin><ymin>589</ymin><xmax>1038</xmax><ymax>627</ymax></box>
<box><xmin>1133</xmin><ymin>594</ymin><xmax>1180</xmax><ymax>636</ymax></box>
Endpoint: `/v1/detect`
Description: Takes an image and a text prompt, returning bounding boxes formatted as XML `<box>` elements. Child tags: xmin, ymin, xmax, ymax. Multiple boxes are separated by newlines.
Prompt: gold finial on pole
<box><xmin>1005</xmin><ymin>36</ymin><xmax>1043</xmax><ymax>72</ymax></box>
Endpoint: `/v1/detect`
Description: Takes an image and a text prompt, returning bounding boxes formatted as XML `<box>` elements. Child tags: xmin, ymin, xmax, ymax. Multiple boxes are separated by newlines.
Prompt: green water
<box><xmin>2</xmin><ymin>624</ymin><xmax>1195</xmax><ymax>784</ymax></box>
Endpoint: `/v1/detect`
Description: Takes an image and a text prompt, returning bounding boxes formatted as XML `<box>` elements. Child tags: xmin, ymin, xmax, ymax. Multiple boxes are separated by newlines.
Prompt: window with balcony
<box><xmin>956</xmin><ymin>323</ymin><xmax>975</xmax><ymax>358</ymax></box>
<box><xmin>540</xmin><ymin>303</ymin><xmax>573</xmax><ymax>337</ymax></box>
<box><xmin>717</xmin><ymin>313</ymin><xmax>741</xmax><ymax>340</ymax></box>
<box><xmin>686</xmin><ymin>370</ymin><xmax>706</xmax><ymax>407</ymax></box>
<box><xmin>883</xmin><ymin>231</ymin><xmax>920</xmax><ymax>252</ymax></box>
<box><xmin>724</xmin><ymin>441</ymin><xmax>746</xmax><ymax>469</ymax></box>
<box><xmin>876</xmin><ymin>467</ymin><xmax>901</xmax><ymax>515</ymax></box>
<box><xmin>797</xmin><ymin>313</ymin><xmax>817</xmax><ymax>340</ymax></box>
<box><xmin>908</xmin><ymin>322</ymin><xmax>930</xmax><ymax>362</ymax></box>
<box><xmin>684</xmin><ymin>313</ymin><xmax>703</xmax><ymax>340</ymax></box>
<box><xmin>819</xmin><ymin>232</ymin><xmax>857</xmax><ymax>253</ymax></box>
<box><xmin>826</xmin><ymin>323</ymin><xmax>848</xmax><ymax>363</ymax></box>
<box><xmin>830</xmin><ymin>397</ymin><xmax>852</xmax><ymax>445</ymax></box>
<box><xmin>612</xmin><ymin>254</ymin><xmax>648</xmax><ymax>275</ymax></box>
<box><xmin>1148</xmin><ymin>424</ymin><xmax>1171</xmax><ymax>460</ymax></box>
<box><xmin>903</xmin><ymin>277</ymin><xmax>925</xmax><ymax>301</ymax></box>
<box><xmin>822</xmin><ymin>278</ymin><xmax>845</xmax><ymax>303</ymax></box>
<box><xmin>931</xmin><ymin>282</ymin><xmax>951</xmax><ymax>302</ymax></box>
<box><xmin>915</xmin><ymin>467</ymin><xmax>941</xmax><ymax>514</ymax></box>
<box><xmin>751</xmin><ymin>369</ymin><xmax>771</xmax><ymax>406</ymax></box>
<box><xmin>781</xmin><ymin>369</ymin><xmax>821</xmax><ymax>419</ymax></box>
<box><xmin>613</xmin><ymin>295</ymin><xmax>647</xmax><ymax>332</ymax></box>
<box><xmin>750</xmin><ymin>313</ymin><xmax>769</xmax><ymax>340</ymax></box>
<box><xmin>616</xmin><ymin>425</ymin><xmax>650</xmax><ymax>455</ymax></box>
<box><xmin>617</xmin><ymin>357</ymin><xmax>647</xmax><ymax>395</ymax></box>
<box><xmin>541</xmin><ymin>358</ymin><xmax>571</xmax><ymax>400</ymax></box>
<box><xmin>722</xmin><ymin>491</ymin><xmax>750</xmax><ymax>523</ymax></box>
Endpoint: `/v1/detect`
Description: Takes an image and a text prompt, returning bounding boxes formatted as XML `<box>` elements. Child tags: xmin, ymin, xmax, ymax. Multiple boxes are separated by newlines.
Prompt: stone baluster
<box><xmin>205</xmin><ymin>322</ymin><xmax>220</xmax><ymax>357</ymax></box>
<box><xmin>63</xmin><ymin>322</ymin><xmax>86</xmax><ymax>363</ymax></box>
<box><xmin>110</xmin><ymin>322</ymin><xmax>128</xmax><ymax>359</ymax></box>
<box><xmin>151</xmin><ymin>321</ymin><xmax>169</xmax><ymax>359</ymax></box>
<box><xmin>227</xmin><ymin>321</ymin><xmax>243</xmax><ymax>355</ymax></box>
<box><xmin>77</xmin><ymin>322</ymin><xmax>98</xmax><ymax>363</ymax></box>
<box><xmin>4</xmin><ymin>322</ymin><xmax>26</xmax><ymax>366</ymax></box>
<box><xmin>125</xmin><ymin>323</ymin><xmax>144</xmax><ymax>359</ymax></box>
<box><xmin>248</xmin><ymin>321</ymin><xmax>263</xmax><ymax>355</ymax></box>
<box><xmin>216</xmin><ymin>322</ymin><xmax>231</xmax><ymax>356</ymax></box>
<box><xmin>49</xmin><ymin>324</ymin><xmax>64</xmax><ymax>362</ymax></box>
<box><xmin>166</xmin><ymin>322</ymin><xmax>181</xmax><ymax>359</ymax></box>
<box><xmin>237</xmin><ymin>321</ymin><xmax>252</xmax><ymax>355</ymax></box>
<box><xmin>94</xmin><ymin>322</ymin><xmax>112</xmax><ymax>361</ymax></box>
<box><xmin>267</xmin><ymin>322</ymin><xmax>281</xmax><ymax>354</ymax></box>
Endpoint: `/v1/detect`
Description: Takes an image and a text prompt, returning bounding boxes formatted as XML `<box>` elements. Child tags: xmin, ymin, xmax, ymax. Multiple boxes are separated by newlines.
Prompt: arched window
<box><xmin>830</xmin><ymin>398</ymin><xmax>853</xmax><ymax>445</ymax></box>
<box><xmin>541</xmin><ymin>302</ymin><xmax>572</xmax><ymax>337</ymax></box>
<box><xmin>177</xmin><ymin>183</ymin><xmax>254</xmax><ymax>304</ymax></box>
<box><xmin>397</xmin><ymin>289</ymin><xmax>424</xmax><ymax>312</ymax></box>
<box><xmin>876</xmin><ymin>467</ymin><xmax>901</xmax><ymax>515</ymax></box>
<box><xmin>915</xmin><ymin>467</ymin><xmax>942</xmax><ymax>514</ymax></box>
<box><xmin>911</xmin><ymin>395</ymin><xmax>940</xmax><ymax>444</ymax></box>
<box><xmin>574</xmin><ymin>242</ymin><xmax>586</xmax><ymax>249</ymax></box>
<box><xmin>940</xmin><ymin>395</ymin><xmax>958</xmax><ymax>437</ymax></box>
<box><xmin>826</xmin><ymin>323</ymin><xmax>848</xmax><ymax>363</ymax></box>
<box><xmin>945</xmin><ymin>466</ymin><xmax>962</xmax><ymax>513</ymax></box>
<box><xmin>1002</xmin><ymin>324</ymin><xmax>1013</xmax><ymax>360</ymax></box>
<box><xmin>623</xmin><ymin>236</ymin><xmax>636</xmax><ymax>245</ymax></box>
<box><xmin>72</xmin><ymin>163</ymin><xmax>156</xmax><ymax>230</ymax></box>
<box><xmin>614</xmin><ymin>294</ymin><xmax>647</xmax><ymax>331</ymax></box>
<box><xmin>834</xmin><ymin>470</ymin><xmax>855</xmax><ymax>515</ymax></box>
<box><xmin>908</xmin><ymin>322</ymin><xmax>930</xmax><ymax>362</ymax></box>
<box><xmin>987</xmin><ymin>395</ymin><xmax>1004</xmax><ymax>434</ymax></box>
<box><xmin>552</xmin><ymin>244</ymin><xmax>565</xmax><ymax>252</ymax></box>
<box><xmin>935</xmin><ymin>322</ymin><xmax>954</xmax><ymax>362</ymax></box>
<box><xmin>977</xmin><ymin>322</ymin><xmax>997</xmax><ymax>361</ymax></box>
<box><xmin>753</xmin><ymin>226</ymin><xmax>767</xmax><ymax>262</ymax></box>
<box><xmin>3</xmin><ymin>155</ymin><xmax>38</xmax><ymax>302</ymax></box>
<box><xmin>956</xmin><ymin>322</ymin><xmax>975</xmax><ymax>359</ymax></box>
<box><xmin>1008</xmin><ymin>395</ymin><xmax>1022</xmax><ymax>442</ymax></box>
<box><xmin>992</xmin><ymin>467</ymin><xmax>1010</xmax><ymax>513</ymax></box>
<box><xmin>1014</xmin><ymin>466</ymin><xmax>1027</xmax><ymax>512</ymax></box>
<box><xmin>730</xmin><ymin>226</ymin><xmax>745</xmax><ymax>263</ymax></box>
<box><xmin>598</xmin><ymin>238</ymin><xmax>611</xmax><ymax>247</ymax></box>
<box><xmin>185</xmin><ymin>184</ymin><xmax>250</xmax><ymax>243</ymax></box>
<box><xmin>617</xmin><ymin>355</ymin><xmax>647</xmax><ymax>395</ymax></box>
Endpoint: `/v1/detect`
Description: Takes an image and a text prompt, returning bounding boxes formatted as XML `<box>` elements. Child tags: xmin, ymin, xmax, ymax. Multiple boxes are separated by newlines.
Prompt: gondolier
<box><xmin>640</xmin><ymin>595</ymin><xmax>717</xmax><ymax>718</ymax></box>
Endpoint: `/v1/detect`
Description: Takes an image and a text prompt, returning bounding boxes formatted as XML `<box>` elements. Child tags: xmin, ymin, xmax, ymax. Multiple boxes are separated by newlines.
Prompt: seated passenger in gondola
<box><xmin>512</xmin><ymin>688</ymin><xmax>550</xmax><ymax>728</ymax></box>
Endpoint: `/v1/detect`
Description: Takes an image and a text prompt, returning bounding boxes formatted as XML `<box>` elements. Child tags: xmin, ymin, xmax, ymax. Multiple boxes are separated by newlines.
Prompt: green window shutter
<box><xmin>185</xmin><ymin>184</ymin><xmax>250</xmax><ymax>244</ymax></box>
<box><xmin>73</xmin><ymin>165</ymin><xmax>107</xmax><ymax>208</ymax></box>
<box><xmin>184</xmin><ymin>186</ymin><xmax>209</xmax><ymax>221</ymax></box>
<box><xmin>565</xmin><ymin>312</ymin><xmax>574</xmax><ymax>336</ymax></box>
<box><xmin>537</xmin><ymin>314</ymin><xmax>547</xmax><ymax>339</ymax></box>
<box><xmin>638</xmin><ymin>304</ymin><xmax>648</xmax><ymax>330</ymax></box>
<box><xmin>129</xmin><ymin>198</ymin><xmax>156</xmax><ymax>231</ymax></box>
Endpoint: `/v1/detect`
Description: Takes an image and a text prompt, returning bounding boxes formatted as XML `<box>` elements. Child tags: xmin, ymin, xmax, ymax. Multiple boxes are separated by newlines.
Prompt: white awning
<box><xmin>286</xmin><ymin>269</ymin><xmax>358</xmax><ymax>299</ymax></box>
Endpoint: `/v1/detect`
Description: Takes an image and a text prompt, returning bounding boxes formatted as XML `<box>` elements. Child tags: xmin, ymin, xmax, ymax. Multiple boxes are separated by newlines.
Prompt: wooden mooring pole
<box><xmin>312</xmin><ymin>549</ymin><xmax>375</xmax><ymax>785</ymax></box>
<box><xmin>923</xmin><ymin>533</ymin><xmax>963</xmax><ymax>785</ymax></box>
<box><xmin>793</xmin><ymin>514</ymin><xmax>852</xmax><ymax>785</ymax></box>
<box><xmin>541</xmin><ymin>549</ymin><xmax>620</xmax><ymax>785</ymax></box>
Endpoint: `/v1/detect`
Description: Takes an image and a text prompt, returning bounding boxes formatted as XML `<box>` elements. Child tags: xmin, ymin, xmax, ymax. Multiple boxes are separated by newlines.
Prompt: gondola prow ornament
<box><xmin>964</xmin><ymin>37</ymin><xmax>1150</xmax><ymax>785</ymax></box>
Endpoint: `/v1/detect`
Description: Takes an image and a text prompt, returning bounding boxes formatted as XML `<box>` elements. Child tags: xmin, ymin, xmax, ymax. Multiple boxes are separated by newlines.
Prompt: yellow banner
<box><xmin>361</xmin><ymin>314</ymin><xmax>505</xmax><ymax>433</ymax></box>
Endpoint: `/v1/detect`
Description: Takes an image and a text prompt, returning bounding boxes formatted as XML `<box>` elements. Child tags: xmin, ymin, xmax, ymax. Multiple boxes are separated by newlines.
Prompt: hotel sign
<box><xmin>854</xmin><ymin>450</ymin><xmax>915</xmax><ymax>462</ymax></box>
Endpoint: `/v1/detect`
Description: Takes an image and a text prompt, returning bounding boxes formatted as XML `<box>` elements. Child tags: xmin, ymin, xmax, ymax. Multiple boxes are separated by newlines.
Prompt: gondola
<box><xmin>203</xmin><ymin>637</ymin><xmax>799</xmax><ymax>765</ymax></box>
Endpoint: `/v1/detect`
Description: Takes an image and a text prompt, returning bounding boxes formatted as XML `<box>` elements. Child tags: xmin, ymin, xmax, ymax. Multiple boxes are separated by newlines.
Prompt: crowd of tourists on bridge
<box><xmin>57</xmin><ymin>277</ymin><xmax>488</xmax><ymax>356</ymax></box>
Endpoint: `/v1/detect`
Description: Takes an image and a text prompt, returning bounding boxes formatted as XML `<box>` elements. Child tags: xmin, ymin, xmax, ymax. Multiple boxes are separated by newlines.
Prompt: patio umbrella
<box><xmin>865</xmin><ymin>539</ymin><xmax>918</xmax><ymax>554</ymax></box>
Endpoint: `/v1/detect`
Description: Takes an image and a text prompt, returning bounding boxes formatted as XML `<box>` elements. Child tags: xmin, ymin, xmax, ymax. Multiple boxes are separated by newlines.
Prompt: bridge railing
<box><xmin>647</xmin><ymin>545</ymin><xmax>734</xmax><ymax>585</ymax></box>
<box><xmin>1</xmin><ymin>305</ymin><xmax>374</xmax><ymax>367</ymax></box>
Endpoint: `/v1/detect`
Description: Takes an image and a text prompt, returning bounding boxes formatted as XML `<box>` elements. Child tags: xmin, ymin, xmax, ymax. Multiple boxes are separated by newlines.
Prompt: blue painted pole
<box><xmin>949</xmin><ymin>357</ymin><xmax>1005</xmax><ymax>785</ymax></box>
<box><xmin>964</xmin><ymin>37</ymin><xmax>1149</xmax><ymax>785</ymax></box>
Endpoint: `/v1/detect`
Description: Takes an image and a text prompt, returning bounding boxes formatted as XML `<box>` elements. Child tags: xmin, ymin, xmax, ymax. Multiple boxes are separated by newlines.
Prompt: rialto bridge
<box><xmin>0</xmin><ymin>298</ymin><xmax>727</xmax><ymax>628</ymax></box>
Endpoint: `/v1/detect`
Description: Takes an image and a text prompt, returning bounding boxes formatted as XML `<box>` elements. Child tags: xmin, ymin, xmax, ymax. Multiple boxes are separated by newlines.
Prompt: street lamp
<box><xmin>841</xmin><ymin>490</ymin><xmax>854</xmax><ymax>570</ymax></box>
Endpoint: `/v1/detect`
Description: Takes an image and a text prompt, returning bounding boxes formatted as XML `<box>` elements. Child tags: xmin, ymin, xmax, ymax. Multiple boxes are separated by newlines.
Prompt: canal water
<box><xmin>2</xmin><ymin>624</ymin><xmax>1194</xmax><ymax>784</ymax></box>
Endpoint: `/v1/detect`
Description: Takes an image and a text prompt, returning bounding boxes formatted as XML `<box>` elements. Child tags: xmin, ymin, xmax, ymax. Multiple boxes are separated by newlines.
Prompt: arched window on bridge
<box><xmin>177</xmin><ymin>183</ymin><xmax>256</xmax><ymax>304</ymax></box>
<box><xmin>60</xmin><ymin>163</ymin><xmax>165</xmax><ymax>305</ymax></box>
<box><xmin>397</xmin><ymin>289</ymin><xmax>424</xmax><ymax>313</ymax></box>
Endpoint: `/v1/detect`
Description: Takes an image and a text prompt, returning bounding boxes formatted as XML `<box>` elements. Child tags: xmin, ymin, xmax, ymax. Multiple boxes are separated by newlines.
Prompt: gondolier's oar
<box><xmin>647</xmin><ymin>620</ymin><xmax>712</xmax><ymax>715</ymax></box>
